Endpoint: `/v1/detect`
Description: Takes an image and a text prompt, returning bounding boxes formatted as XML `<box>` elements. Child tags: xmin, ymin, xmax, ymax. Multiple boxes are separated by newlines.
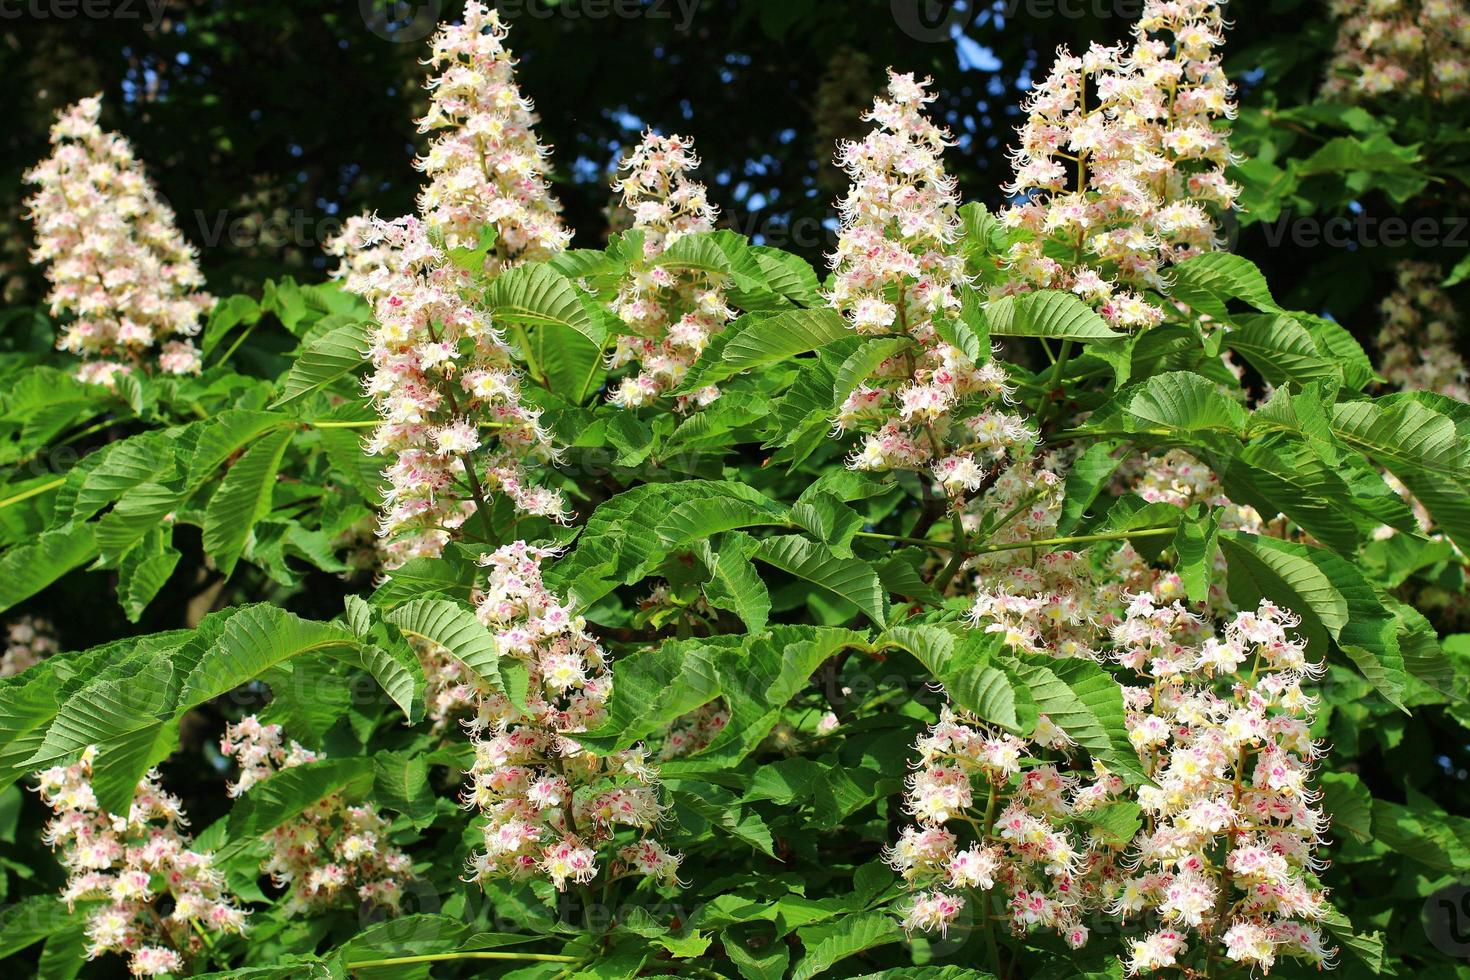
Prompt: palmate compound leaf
<box><xmin>24</xmin><ymin>605</ymin><xmax>417</xmax><ymax>813</ymax></box>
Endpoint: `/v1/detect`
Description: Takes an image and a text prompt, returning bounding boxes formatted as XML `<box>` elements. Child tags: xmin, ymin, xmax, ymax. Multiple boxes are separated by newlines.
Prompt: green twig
<box><xmin>345</xmin><ymin>951</ymin><xmax>578</xmax><ymax>970</ymax></box>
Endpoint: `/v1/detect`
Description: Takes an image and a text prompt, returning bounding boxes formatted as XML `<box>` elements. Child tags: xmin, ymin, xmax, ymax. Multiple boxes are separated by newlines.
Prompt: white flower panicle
<box><xmin>895</xmin><ymin>598</ymin><xmax>1338</xmax><ymax>975</ymax></box>
<box><xmin>220</xmin><ymin>717</ymin><xmax>412</xmax><ymax>915</ymax></box>
<box><xmin>886</xmin><ymin>706</ymin><xmax>1127</xmax><ymax>945</ymax></box>
<box><xmin>1000</xmin><ymin>0</ymin><xmax>1238</xmax><ymax>330</ymax></box>
<box><xmin>24</xmin><ymin>95</ymin><xmax>208</xmax><ymax>382</ymax></box>
<box><xmin>606</xmin><ymin>131</ymin><xmax>734</xmax><ymax>410</ymax></box>
<box><xmin>1324</xmin><ymin>0</ymin><xmax>1470</xmax><ymax>101</ymax></box>
<box><xmin>965</xmin><ymin>455</ymin><xmax>1124</xmax><ymax>660</ymax></box>
<box><xmin>342</xmin><ymin>215</ymin><xmax>567</xmax><ymax>567</ymax></box>
<box><xmin>416</xmin><ymin>0</ymin><xmax>571</xmax><ymax>264</ymax></box>
<box><xmin>335</xmin><ymin>3</ymin><xmax>578</xmax><ymax>567</ymax></box>
<box><xmin>462</xmin><ymin>542</ymin><xmax>682</xmax><ymax>892</ymax></box>
<box><xmin>1</xmin><ymin>614</ymin><xmax>59</xmax><ymax>677</ymax></box>
<box><xmin>1376</xmin><ymin>259</ymin><xmax>1470</xmax><ymax>400</ymax></box>
<box><xmin>34</xmin><ymin>748</ymin><xmax>248</xmax><ymax>976</ymax></box>
<box><xmin>964</xmin><ymin>448</ymin><xmax>1269</xmax><ymax>661</ymax></box>
<box><xmin>1112</xmin><ymin>596</ymin><xmax>1337</xmax><ymax>975</ymax></box>
<box><xmin>828</xmin><ymin>70</ymin><xmax>1024</xmax><ymax>493</ymax></box>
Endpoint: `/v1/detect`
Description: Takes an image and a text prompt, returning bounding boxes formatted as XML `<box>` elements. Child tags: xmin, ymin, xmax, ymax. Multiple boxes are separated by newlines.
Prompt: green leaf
<box><xmin>373</xmin><ymin>752</ymin><xmax>435</xmax><ymax>828</ymax></box>
<box><xmin>354</xmin><ymin>641</ymin><xmax>426</xmax><ymax>725</ymax></box>
<box><xmin>1119</xmin><ymin>371</ymin><xmax>1247</xmax><ymax>437</ymax></box>
<box><xmin>672</xmin><ymin>781</ymin><xmax>777</xmax><ymax>857</ymax></box>
<box><xmin>1008</xmin><ymin>654</ymin><xmax>1148</xmax><ymax>781</ymax></box>
<box><xmin>0</xmin><ymin>896</ymin><xmax>82</xmax><ymax>959</ymax></box>
<box><xmin>790</xmin><ymin>911</ymin><xmax>903</xmax><ymax>980</ymax></box>
<box><xmin>1319</xmin><ymin>772</ymin><xmax>1372</xmax><ymax>844</ymax></box>
<box><xmin>1172</xmin><ymin>507</ymin><xmax>1220</xmax><ymax>604</ymax></box>
<box><xmin>1169</xmin><ymin>252</ymin><xmax>1281</xmax><ymax>319</ymax></box>
<box><xmin>577</xmin><ymin>638</ymin><xmax>725</xmax><ymax>754</ymax></box>
<box><xmin>203</xmin><ymin>426</ymin><xmax>294</xmax><ymax>577</ymax></box>
<box><xmin>226</xmin><ymin>756</ymin><xmax>374</xmax><ymax>841</ymax></box>
<box><xmin>880</xmin><ymin>625</ymin><xmax>1027</xmax><ymax>731</ymax></box>
<box><xmin>754</xmin><ymin>536</ymin><xmax>887</xmax><ymax>627</ymax></box>
<box><xmin>1319</xmin><ymin>906</ymin><xmax>1385</xmax><ymax>974</ymax></box>
<box><xmin>1057</xmin><ymin>443</ymin><xmax>1121</xmax><ymax>535</ymax></box>
<box><xmin>932</xmin><ymin>289</ymin><xmax>989</xmax><ymax>363</ymax></box>
<box><xmin>1220</xmin><ymin>532</ymin><xmax>1406</xmax><ymax>709</ymax></box>
<box><xmin>701</xmin><ymin>534</ymin><xmax>771</xmax><ymax>633</ymax></box>
<box><xmin>831</xmin><ymin>338</ymin><xmax>912</xmax><ymax>413</ymax></box>
<box><xmin>983</xmin><ymin>289</ymin><xmax>1120</xmax><ymax>339</ymax></box>
<box><xmin>1223</xmin><ymin>314</ymin><xmax>1340</xmax><ymax>388</ymax></box>
<box><xmin>180</xmin><ymin>603</ymin><xmax>359</xmax><ymax>707</ymax></box>
<box><xmin>386</xmin><ymin>598</ymin><xmax>502</xmax><ymax>692</ymax></box>
<box><xmin>271</xmin><ymin>321</ymin><xmax>369</xmax><ymax>408</ymax></box>
<box><xmin>1329</xmin><ymin>397</ymin><xmax>1470</xmax><ymax>553</ymax></box>
<box><xmin>0</xmin><ymin>524</ymin><xmax>97</xmax><ymax>614</ymax></box>
<box><xmin>483</xmin><ymin>263</ymin><xmax>605</xmax><ymax>346</ymax></box>
<box><xmin>789</xmin><ymin>493</ymin><xmax>864</xmax><ymax>558</ymax></box>
<box><xmin>680</xmin><ymin>309</ymin><xmax>851</xmax><ymax>393</ymax></box>
<box><xmin>117</xmin><ymin>530</ymin><xmax>181</xmax><ymax>622</ymax></box>
<box><xmin>551</xmin><ymin>481</ymin><xmax>777</xmax><ymax>608</ymax></box>
<box><xmin>656</xmin><ymin>497</ymin><xmax>790</xmax><ymax>551</ymax></box>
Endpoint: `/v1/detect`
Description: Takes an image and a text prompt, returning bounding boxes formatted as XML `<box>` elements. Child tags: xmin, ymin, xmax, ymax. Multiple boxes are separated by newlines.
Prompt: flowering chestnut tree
<box><xmin>0</xmin><ymin>1</ymin><xmax>1468</xmax><ymax>978</ymax></box>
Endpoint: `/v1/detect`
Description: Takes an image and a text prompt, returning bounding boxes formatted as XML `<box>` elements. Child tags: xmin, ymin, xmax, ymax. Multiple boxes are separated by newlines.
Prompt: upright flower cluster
<box><xmin>34</xmin><ymin>748</ymin><xmax>247</xmax><ymax>976</ymax></box>
<box><xmin>606</xmin><ymin>132</ymin><xmax>733</xmax><ymax>410</ymax></box>
<box><xmin>895</xmin><ymin>597</ymin><xmax>1338</xmax><ymax>975</ymax></box>
<box><xmin>1376</xmin><ymin>260</ymin><xmax>1470</xmax><ymax>399</ymax></box>
<box><xmin>336</xmin><ymin>5</ymin><xmax>576</xmax><ymax>567</ymax></box>
<box><xmin>1111</xmin><ymin>595</ymin><xmax>1337</xmax><ymax>974</ymax></box>
<box><xmin>1323</xmin><ymin>0</ymin><xmax>1470</xmax><ymax>101</ymax></box>
<box><xmin>220</xmin><ymin>717</ymin><xmax>411</xmax><ymax>914</ymax></box>
<box><xmin>1000</xmin><ymin>0</ymin><xmax>1238</xmax><ymax>330</ymax></box>
<box><xmin>343</xmin><ymin>215</ymin><xmax>565</xmax><ymax>567</ymax></box>
<box><xmin>828</xmin><ymin>71</ymin><xmax>1021</xmax><ymax>495</ymax></box>
<box><xmin>886</xmin><ymin>707</ymin><xmax>1127</xmax><ymax>945</ymax></box>
<box><xmin>965</xmin><ymin>455</ymin><xmax>1124</xmax><ymax>659</ymax></box>
<box><xmin>1</xmin><ymin>614</ymin><xmax>58</xmax><ymax>676</ymax></box>
<box><xmin>24</xmin><ymin>96</ymin><xmax>208</xmax><ymax>383</ymax></box>
<box><xmin>462</xmin><ymin>542</ymin><xmax>682</xmax><ymax>891</ymax></box>
<box><xmin>416</xmin><ymin>1</ymin><xmax>571</xmax><ymax>264</ymax></box>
